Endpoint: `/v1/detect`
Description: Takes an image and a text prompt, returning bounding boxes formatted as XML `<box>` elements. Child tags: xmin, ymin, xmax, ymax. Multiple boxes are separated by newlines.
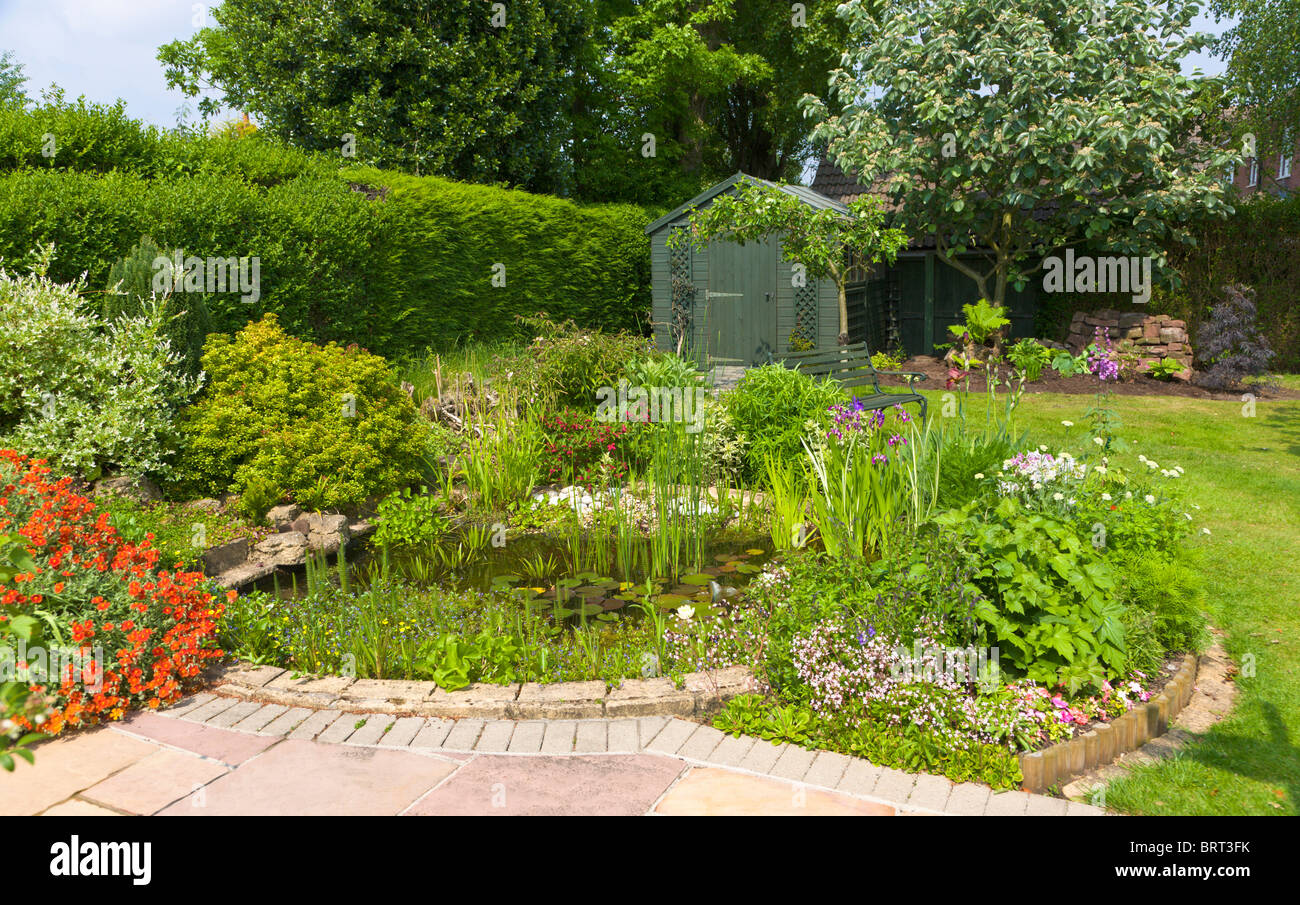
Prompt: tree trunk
<box><xmin>837</xmin><ymin>279</ymin><xmax>849</xmax><ymax>345</ymax></box>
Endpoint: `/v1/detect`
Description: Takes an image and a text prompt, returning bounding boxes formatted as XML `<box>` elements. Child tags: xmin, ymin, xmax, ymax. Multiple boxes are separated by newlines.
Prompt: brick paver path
<box><xmin>2</xmin><ymin>695</ymin><xmax>1106</xmax><ymax>816</ymax></box>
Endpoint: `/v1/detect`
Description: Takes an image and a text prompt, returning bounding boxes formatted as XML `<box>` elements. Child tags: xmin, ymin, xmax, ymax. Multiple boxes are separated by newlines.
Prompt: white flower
<box><xmin>1039</xmin><ymin>444</ymin><xmax>1048</xmax><ymax>452</ymax></box>
<box><xmin>1184</xmin><ymin>512</ymin><xmax>1193</xmax><ymax>520</ymax></box>
<box><xmin>1094</xmin><ymin>465</ymin><xmax>1107</xmax><ymax>475</ymax></box>
<box><xmin>676</xmin><ymin>604</ymin><xmax>695</xmax><ymax>621</ymax></box>
<box><xmin>1061</xmin><ymin>420</ymin><xmax>1074</xmax><ymax>427</ymax></box>
<box><xmin>1175</xmin><ymin>465</ymin><xmax>1185</xmax><ymax>474</ymax></box>
<box><xmin>1138</xmin><ymin>454</ymin><xmax>1148</xmax><ymax>462</ymax></box>
<box><xmin>1053</xmin><ymin>492</ymin><xmax>1064</xmax><ymax>501</ymax></box>
<box><xmin>1101</xmin><ymin>492</ymin><xmax>1112</xmax><ymax>501</ymax></box>
<box><xmin>1145</xmin><ymin>494</ymin><xmax>1156</xmax><ymax>504</ymax></box>
<box><xmin>1202</xmin><ymin>527</ymin><xmax>1211</xmax><ymax>535</ymax></box>
<box><xmin>1125</xmin><ymin>491</ymin><xmax>1133</xmax><ymax>499</ymax></box>
<box><xmin>974</xmin><ymin>473</ymin><xmax>984</xmax><ymax>480</ymax></box>
<box><xmin>1067</xmin><ymin>498</ymin><xmax>1076</xmax><ymax>506</ymax></box>
<box><xmin>1094</xmin><ymin>436</ymin><xmax>1105</xmax><ymax>446</ymax></box>
<box><xmin>1147</xmin><ymin>460</ymin><xmax>1158</xmax><ymax>469</ymax></box>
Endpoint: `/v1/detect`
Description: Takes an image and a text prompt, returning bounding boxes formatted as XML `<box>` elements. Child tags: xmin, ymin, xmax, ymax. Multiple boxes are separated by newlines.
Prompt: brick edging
<box><xmin>1017</xmin><ymin>653</ymin><xmax>1198</xmax><ymax>793</ymax></box>
<box><xmin>203</xmin><ymin>662</ymin><xmax>759</xmax><ymax>720</ymax></box>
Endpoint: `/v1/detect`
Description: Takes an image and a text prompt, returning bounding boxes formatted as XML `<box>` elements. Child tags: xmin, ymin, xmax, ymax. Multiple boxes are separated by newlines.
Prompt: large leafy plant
<box><xmin>937</xmin><ymin>498</ymin><xmax>1126</xmax><ymax>692</ymax></box>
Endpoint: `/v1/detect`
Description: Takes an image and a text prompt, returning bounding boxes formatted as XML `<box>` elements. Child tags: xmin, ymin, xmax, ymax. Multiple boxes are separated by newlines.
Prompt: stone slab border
<box><xmin>203</xmin><ymin>662</ymin><xmax>759</xmax><ymax>720</ymax></box>
<box><xmin>148</xmin><ymin>694</ymin><xmax>1104</xmax><ymax>815</ymax></box>
<box><xmin>1017</xmin><ymin>653</ymin><xmax>1199</xmax><ymax>794</ymax></box>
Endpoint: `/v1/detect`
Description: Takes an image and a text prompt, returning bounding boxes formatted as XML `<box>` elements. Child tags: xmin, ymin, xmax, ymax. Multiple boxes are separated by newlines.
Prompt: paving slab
<box><xmin>156</xmin><ymin>740</ymin><xmax>457</xmax><ymax>816</ymax></box>
<box><xmin>606</xmin><ymin>719</ymin><xmax>640</xmax><ymax>753</ymax></box>
<box><xmin>410</xmin><ymin>719</ymin><xmax>456</xmax><ymax>749</ymax></box>
<box><xmin>677</xmin><ymin>725</ymin><xmax>725</xmax><ymax>761</ymax></box>
<box><xmin>654</xmin><ymin>767</ymin><xmax>897</xmax><ymax>816</ymax></box>
<box><xmin>737</xmin><ymin>738</ymin><xmax>787</xmax><ymax>774</ymax></box>
<box><xmin>113</xmin><ymin>712</ymin><xmax>279</xmax><ymax>766</ymax></box>
<box><xmin>407</xmin><ymin>754</ymin><xmax>685</xmax><ymax>816</ymax></box>
<box><xmin>944</xmin><ymin>782</ymin><xmax>991</xmax><ymax>816</ymax></box>
<box><xmin>506</xmin><ymin>721</ymin><xmax>546</xmax><ymax>753</ymax></box>
<box><xmin>836</xmin><ymin>758</ymin><xmax>883</xmax><ymax>797</ymax></box>
<box><xmin>474</xmin><ymin>720</ymin><xmax>516</xmax><ymax>753</ymax></box>
<box><xmin>705</xmin><ymin>733</ymin><xmax>755</xmax><ymax>768</ymax></box>
<box><xmin>178</xmin><ymin>696</ymin><xmax>240</xmax><ymax>724</ymax></box>
<box><xmin>345</xmin><ymin>714</ymin><xmax>397</xmax><ymax>746</ymax></box>
<box><xmin>0</xmin><ymin>728</ymin><xmax>159</xmax><ymax>815</ymax></box>
<box><xmin>1026</xmin><ymin>795</ymin><xmax>1070</xmax><ymax>816</ymax></box>
<box><xmin>160</xmin><ymin>692</ymin><xmax>216</xmax><ymax>718</ymax></box>
<box><xmin>203</xmin><ymin>700</ymin><xmax>264</xmax><ymax>729</ymax></box>
<box><xmin>540</xmin><ymin>720</ymin><xmax>576</xmax><ymax>754</ymax></box>
<box><xmin>287</xmin><ymin>709</ymin><xmax>347</xmax><ymax>741</ymax></box>
<box><xmin>39</xmin><ymin>799</ymin><xmax>122</xmax><ymax>816</ymax></box>
<box><xmin>769</xmin><ymin>745</ymin><xmax>817</xmax><ymax>782</ymax></box>
<box><xmin>317</xmin><ymin>713</ymin><xmax>365</xmax><ymax>744</ymax></box>
<box><xmin>82</xmin><ymin>748</ymin><xmax>228</xmax><ymax>815</ymax></box>
<box><xmin>259</xmin><ymin>707</ymin><xmax>314</xmax><ymax>737</ymax></box>
<box><xmin>871</xmin><ymin>767</ymin><xmax>917</xmax><ymax>806</ymax></box>
<box><xmin>230</xmin><ymin>704</ymin><xmax>289</xmax><ymax>733</ymax></box>
<box><xmin>803</xmin><ymin>751</ymin><xmax>852</xmax><ymax>790</ymax></box>
<box><xmin>906</xmin><ymin>773</ymin><xmax>954</xmax><ymax>811</ymax></box>
<box><xmin>644</xmin><ymin>718</ymin><xmax>696</xmax><ymax>755</ymax></box>
<box><xmin>574</xmin><ymin>721</ymin><xmax>607</xmax><ymax>753</ymax></box>
<box><xmin>442</xmin><ymin>719</ymin><xmax>486</xmax><ymax>751</ymax></box>
<box><xmin>984</xmin><ymin>789</ymin><xmax>1031</xmax><ymax>816</ymax></box>
<box><xmin>379</xmin><ymin>717</ymin><xmax>427</xmax><ymax>748</ymax></box>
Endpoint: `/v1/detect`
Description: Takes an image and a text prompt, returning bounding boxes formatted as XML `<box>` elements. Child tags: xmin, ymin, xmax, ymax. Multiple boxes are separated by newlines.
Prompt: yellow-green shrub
<box><xmin>171</xmin><ymin>314</ymin><xmax>425</xmax><ymax>513</ymax></box>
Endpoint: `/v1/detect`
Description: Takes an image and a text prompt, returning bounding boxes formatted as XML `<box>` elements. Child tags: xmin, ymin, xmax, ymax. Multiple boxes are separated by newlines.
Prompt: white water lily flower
<box><xmin>676</xmin><ymin>604</ymin><xmax>695</xmax><ymax>621</ymax></box>
<box><xmin>1145</xmin><ymin>494</ymin><xmax>1156</xmax><ymax>504</ymax></box>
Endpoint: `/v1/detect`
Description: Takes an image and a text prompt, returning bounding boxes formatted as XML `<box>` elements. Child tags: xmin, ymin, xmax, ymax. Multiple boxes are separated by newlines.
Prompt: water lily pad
<box><xmin>557</xmin><ymin>577</ymin><xmax>583</xmax><ymax>588</ymax></box>
<box><xmin>580</xmin><ymin>603</ymin><xmax>603</xmax><ymax>616</ymax></box>
<box><xmin>745</xmin><ymin>548</ymin><xmax>765</xmax><ymax>556</ymax></box>
<box><xmin>574</xmin><ymin>585</ymin><xmax>605</xmax><ymax>598</ymax></box>
<box><xmin>735</xmin><ymin>563</ymin><xmax>760</xmax><ymax>574</ymax></box>
<box><xmin>596</xmin><ymin>612</ymin><xmax>620</xmax><ymax>622</ymax></box>
<box><xmin>680</xmin><ymin>573</ymin><xmax>714</xmax><ymax>585</ymax></box>
<box><xmin>492</xmin><ymin>573</ymin><xmax>522</xmax><ymax>583</ymax></box>
<box><xmin>603</xmin><ymin>598</ymin><xmax>627</xmax><ymax>611</ymax></box>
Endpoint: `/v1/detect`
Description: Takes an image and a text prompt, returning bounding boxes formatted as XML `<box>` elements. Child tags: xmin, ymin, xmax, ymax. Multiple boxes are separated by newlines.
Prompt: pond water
<box><xmin>254</xmin><ymin>524</ymin><xmax>775</xmax><ymax>626</ymax></box>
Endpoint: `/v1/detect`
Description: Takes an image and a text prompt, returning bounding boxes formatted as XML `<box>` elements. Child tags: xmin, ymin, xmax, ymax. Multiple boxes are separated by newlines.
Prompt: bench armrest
<box><xmin>875</xmin><ymin>370</ymin><xmax>929</xmax><ymax>389</ymax></box>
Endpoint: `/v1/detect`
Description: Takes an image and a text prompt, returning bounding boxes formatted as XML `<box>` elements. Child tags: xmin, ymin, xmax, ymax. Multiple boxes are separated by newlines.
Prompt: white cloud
<box><xmin>0</xmin><ymin>0</ymin><xmax>220</xmax><ymax>126</ymax></box>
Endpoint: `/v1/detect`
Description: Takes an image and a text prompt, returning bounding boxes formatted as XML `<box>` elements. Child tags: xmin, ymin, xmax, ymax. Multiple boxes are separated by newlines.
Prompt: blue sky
<box><xmin>0</xmin><ymin>0</ymin><xmax>1232</xmax><ymax>130</ymax></box>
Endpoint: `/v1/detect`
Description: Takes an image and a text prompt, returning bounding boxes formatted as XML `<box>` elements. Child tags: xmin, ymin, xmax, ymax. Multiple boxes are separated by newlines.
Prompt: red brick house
<box><xmin>1226</xmin><ymin>133</ymin><xmax>1299</xmax><ymax>196</ymax></box>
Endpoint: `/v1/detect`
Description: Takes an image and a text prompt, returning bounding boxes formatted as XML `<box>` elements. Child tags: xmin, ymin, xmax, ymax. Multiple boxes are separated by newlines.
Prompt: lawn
<box><xmin>926</xmin><ymin>380</ymin><xmax>1300</xmax><ymax>815</ymax></box>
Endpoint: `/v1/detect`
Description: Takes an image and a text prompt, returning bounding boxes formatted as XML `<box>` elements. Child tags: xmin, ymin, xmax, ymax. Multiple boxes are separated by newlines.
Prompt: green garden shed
<box><xmin>645</xmin><ymin>173</ymin><xmax>850</xmax><ymax>366</ymax></box>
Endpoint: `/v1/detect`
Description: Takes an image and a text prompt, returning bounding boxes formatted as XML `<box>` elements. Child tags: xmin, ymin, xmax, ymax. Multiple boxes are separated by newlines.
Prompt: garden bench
<box><xmin>780</xmin><ymin>341</ymin><xmax>929</xmax><ymax>421</ymax></box>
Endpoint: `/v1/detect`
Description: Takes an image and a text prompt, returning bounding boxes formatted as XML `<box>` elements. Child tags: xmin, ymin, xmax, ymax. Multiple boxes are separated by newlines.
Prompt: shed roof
<box><xmin>644</xmin><ymin>171</ymin><xmax>849</xmax><ymax>235</ymax></box>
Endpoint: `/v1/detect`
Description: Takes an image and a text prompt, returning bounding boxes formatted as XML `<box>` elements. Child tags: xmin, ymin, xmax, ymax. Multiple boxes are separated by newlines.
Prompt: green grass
<box><xmin>922</xmin><ymin>381</ymin><xmax>1300</xmax><ymax>815</ymax></box>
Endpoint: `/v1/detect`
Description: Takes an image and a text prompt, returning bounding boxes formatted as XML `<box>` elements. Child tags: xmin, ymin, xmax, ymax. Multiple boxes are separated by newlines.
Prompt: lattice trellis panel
<box><xmin>791</xmin><ymin>281</ymin><xmax>819</xmax><ymax>350</ymax></box>
<box><xmin>669</xmin><ymin>228</ymin><xmax>694</xmax><ymax>349</ymax></box>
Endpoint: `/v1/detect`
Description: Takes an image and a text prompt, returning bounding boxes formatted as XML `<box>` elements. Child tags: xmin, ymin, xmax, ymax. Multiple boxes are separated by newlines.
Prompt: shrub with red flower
<box><xmin>539</xmin><ymin>410</ymin><xmax>638</xmax><ymax>488</ymax></box>
<box><xmin>0</xmin><ymin>450</ymin><xmax>223</xmax><ymax>735</ymax></box>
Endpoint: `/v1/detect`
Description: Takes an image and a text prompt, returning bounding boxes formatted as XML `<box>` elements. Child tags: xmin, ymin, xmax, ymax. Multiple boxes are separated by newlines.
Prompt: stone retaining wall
<box><xmin>1066</xmin><ymin>310</ymin><xmax>1193</xmax><ymax>379</ymax></box>
<box><xmin>205</xmin><ymin>662</ymin><xmax>759</xmax><ymax>720</ymax></box>
<box><xmin>1018</xmin><ymin>653</ymin><xmax>1198</xmax><ymax>793</ymax></box>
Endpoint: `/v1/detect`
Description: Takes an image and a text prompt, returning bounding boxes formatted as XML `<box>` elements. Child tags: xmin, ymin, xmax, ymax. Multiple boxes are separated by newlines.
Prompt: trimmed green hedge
<box><xmin>0</xmin><ymin>106</ymin><xmax>652</xmax><ymax>358</ymax></box>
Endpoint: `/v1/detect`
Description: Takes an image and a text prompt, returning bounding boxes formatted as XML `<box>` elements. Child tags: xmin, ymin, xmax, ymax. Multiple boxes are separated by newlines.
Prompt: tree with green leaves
<box><xmin>671</xmin><ymin>178</ymin><xmax>908</xmax><ymax>341</ymax></box>
<box><xmin>0</xmin><ymin>51</ymin><xmax>27</xmax><ymax>108</ymax></box>
<box><xmin>801</xmin><ymin>0</ymin><xmax>1239</xmax><ymax>311</ymax></box>
<box><xmin>1211</xmin><ymin>0</ymin><xmax>1300</xmax><ymax>152</ymax></box>
<box><xmin>157</xmin><ymin>0</ymin><xmax>590</xmax><ymax>193</ymax></box>
<box><xmin>598</xmin><ymin>0</ymin><xmax>850</xmax><ymax>202</ymax></box>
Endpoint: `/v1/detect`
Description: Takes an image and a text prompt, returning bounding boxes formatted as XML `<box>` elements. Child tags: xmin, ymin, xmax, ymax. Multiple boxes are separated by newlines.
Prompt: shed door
<box><xmin>703</xmin><ymin>237</ymin><xmax>777</xmax><ymax>366</ymax></box>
